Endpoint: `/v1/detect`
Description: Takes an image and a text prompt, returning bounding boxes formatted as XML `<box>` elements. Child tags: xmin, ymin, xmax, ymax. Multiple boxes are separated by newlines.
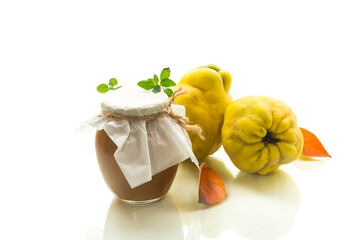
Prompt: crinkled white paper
<box><xmin>101</xmin><ymin>88</ymin><xmax>169</xmax><ymax>117</ymax></box>
<box><xmin>86</xmin><ymin>105</ymin><xmax>198</xmax><ymax>188</ymax></box>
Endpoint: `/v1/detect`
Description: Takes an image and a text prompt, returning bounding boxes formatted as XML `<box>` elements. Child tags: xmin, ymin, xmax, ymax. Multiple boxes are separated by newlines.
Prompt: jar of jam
<box><xmin>88</xmin><ymin>87</ymin><xmax>198</xmax><ymax>204</ymax></box>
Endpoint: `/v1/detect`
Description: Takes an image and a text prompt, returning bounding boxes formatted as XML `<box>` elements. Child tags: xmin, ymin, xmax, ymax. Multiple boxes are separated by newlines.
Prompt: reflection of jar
<box><xmin>95</xmin><ymin>129</ymin><xmax>178</xmax><ymax>203</ymax></box>
<box><xmin>89</xmin><ymin>87</ymin><xmax>198</xmax><ymax>204</ymax></box>
<box><xmin>103</xmin><ymin>196</ymin><xmax>184</xmax><ymax>240</ymax></box>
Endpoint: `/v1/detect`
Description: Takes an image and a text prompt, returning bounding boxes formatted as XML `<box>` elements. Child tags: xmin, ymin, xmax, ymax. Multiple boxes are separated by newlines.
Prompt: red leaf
<box><xmin>300</xmin><ymin>127</ymin><xmax>331</xmax><ymax>158</ymax></box>
<box><xmin>198</xmin><ymin>163</ymin><xmax>226</xmax><ymax>205</ymax></box>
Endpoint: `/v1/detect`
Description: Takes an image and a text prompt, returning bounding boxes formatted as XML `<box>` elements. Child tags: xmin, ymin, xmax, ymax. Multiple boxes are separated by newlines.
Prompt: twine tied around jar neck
<box><xmin>101</xmin><ymin>87</ymin><xmax>205</xmax><ymax>140</ymax></box>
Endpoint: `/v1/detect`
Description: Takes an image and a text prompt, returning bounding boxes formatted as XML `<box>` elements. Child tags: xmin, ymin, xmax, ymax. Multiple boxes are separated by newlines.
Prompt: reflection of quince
<box><xmin>175</xmin><ymin>64</ymin><xmax>232</xmax><ymax>160</ymax></box>
<box><xmin>228</xmin><ymin>170</ymin><xmax>301</xmax><ymax>240</ymax></box>
<box><xmin>170</xmin><ymin>161</ymin><xmax>199</xmax><ymax>212</ymax></box>
<box><xmin>222</xmin><ymin>96</ymin><xmax>304</xmax><ymax>175</ymax></box>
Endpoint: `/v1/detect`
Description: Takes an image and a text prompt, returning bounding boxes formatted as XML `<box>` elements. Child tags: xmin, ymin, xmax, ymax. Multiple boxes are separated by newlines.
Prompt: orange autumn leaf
<box><xmin>198</xmin><ymin>163</ymin><xmax>226</xmax><ymax>205</ymax></box>
<box><xmin>300</xmin><ymin>127</ymin><xmax>331</xmax><ymax>158</ymax></box>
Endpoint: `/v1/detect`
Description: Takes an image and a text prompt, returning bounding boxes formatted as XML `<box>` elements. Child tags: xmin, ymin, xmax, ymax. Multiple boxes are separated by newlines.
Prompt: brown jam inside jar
<box><xmin>95</xmin><ymin>130</ymin><xmax>178</xmax><ymax>204</ymax></box>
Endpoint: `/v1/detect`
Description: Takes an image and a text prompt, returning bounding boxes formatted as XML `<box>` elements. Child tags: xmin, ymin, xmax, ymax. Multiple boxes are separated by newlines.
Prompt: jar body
<box><xmin>95</xmin><ymin>130</ymin><xmax>178</xmax><ymax>204</ymax></box>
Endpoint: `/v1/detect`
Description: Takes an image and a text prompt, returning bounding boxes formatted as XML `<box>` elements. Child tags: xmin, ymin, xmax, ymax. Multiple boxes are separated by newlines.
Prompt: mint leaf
<box><xmin>160</xmin><ymin>78</ymin><xmax>176</xmax><ymax>87</ymax></box>
<box><xmin>160</xmin><ymin>68</ymin><xmax>170</xmax><ymax>80</ymax></box>
<box><xmin>153</xmin><ymin>74</ymin><xmax>159</xmax><ymax>84</ymax></box>
<box><xmin>164</xmin><ymin>88</ymin><xmax>173</xmax><ymax>97</ymax></box>
<box><xmin>152</xmin><ymin>85</ymin><xmax>161</xmax><ymax>93</ymax></box>
<box><xmin>137</xmin><ymin>67</ymin><xmax>176</xmax><ymax>97</ymax></box>
<box><xmin>97</xmin><ymin>84</ymin><xmax>109</xmax><ymax>93</ymax></box>
<box><xmin>109</xmin><ymin>78</ymin><xmax>118</xmax><ymax>87</ymax></box>
<box><xmin>147</xmin><ymin>78</ymin><xmax>156</xmax><ymax>85</ymax></box>
<box><xmin>138</xmin><ymin>80</ymin><xmax>155</xmax><ymax>90</ymax></box>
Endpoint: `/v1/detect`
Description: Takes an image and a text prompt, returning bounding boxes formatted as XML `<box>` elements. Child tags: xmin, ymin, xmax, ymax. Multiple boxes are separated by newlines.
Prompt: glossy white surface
<box><xmin>1</xmin><ymin>0</ymin><xmax>360</xmax><ymax>239</ymax></box>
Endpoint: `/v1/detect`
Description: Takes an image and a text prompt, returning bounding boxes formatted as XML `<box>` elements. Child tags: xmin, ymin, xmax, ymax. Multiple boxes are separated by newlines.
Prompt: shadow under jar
<box><xmin>95</xmin><ymin>129</ymin><xmax>178</xmax><ymax>204</ymax></box>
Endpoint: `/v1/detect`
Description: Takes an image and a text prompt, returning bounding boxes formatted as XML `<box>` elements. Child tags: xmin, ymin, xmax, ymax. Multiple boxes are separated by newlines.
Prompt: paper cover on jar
<box><xmin>86</xmin><ymin>87</ymin><xmax>199</xmax><ymax>188</ymax></box>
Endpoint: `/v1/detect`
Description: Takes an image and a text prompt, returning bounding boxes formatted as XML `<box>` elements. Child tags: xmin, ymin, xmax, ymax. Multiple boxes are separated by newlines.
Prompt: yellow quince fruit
<box><xmin>222</xmin><ymin>96</ymin><xmax>304</xmax><ymax>175</ymax></box>
<box><xmin>174</xmin><ymin>64</ymin><xmax>232</xmax><ymax>160</ymax></box>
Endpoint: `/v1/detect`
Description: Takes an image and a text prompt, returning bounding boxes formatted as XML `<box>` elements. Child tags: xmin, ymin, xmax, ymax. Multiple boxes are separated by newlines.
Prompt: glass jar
<box><xmin>95</xmin><ymin>129</ymin><xmax>178</xmax><ymax>204</ymax></box>
<box><xmin>89</xmin><ymin>87</ymin><xmax>197</xmax><ymax>204</ymax></box>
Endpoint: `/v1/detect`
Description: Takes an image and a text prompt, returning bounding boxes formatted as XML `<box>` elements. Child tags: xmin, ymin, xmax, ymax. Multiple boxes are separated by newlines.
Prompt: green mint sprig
<box><xmin>137</xmin><ymin>68</ymin><xmax>176</xmax><ymax>97</ymax></box>
<box><xmin>97</xmin><ymin>78</ymin><xmax>122</xmax><ymax>93</ymax></box>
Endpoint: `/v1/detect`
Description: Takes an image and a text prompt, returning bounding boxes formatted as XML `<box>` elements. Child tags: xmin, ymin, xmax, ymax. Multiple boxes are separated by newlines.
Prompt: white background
<box><xmin>1</xmin><ymin>0</ymin><xmax>360</xmax><ymax>239</ymax></box>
